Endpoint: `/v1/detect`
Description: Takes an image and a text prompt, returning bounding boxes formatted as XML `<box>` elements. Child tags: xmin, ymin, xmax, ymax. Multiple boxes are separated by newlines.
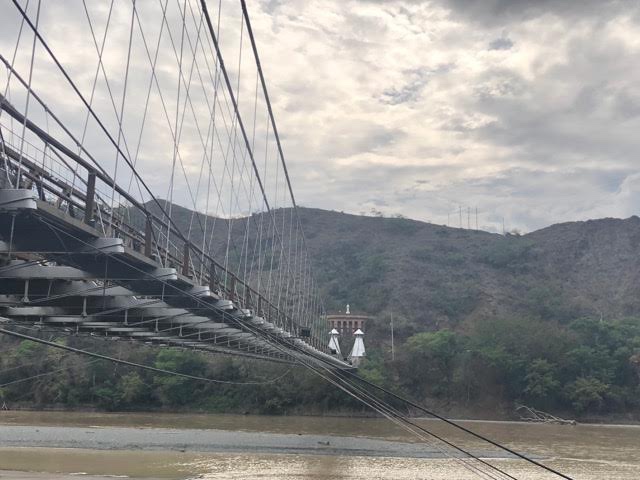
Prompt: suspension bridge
<box><xmin>0</xmin><ymin>0</ymin><xmax>346</xmax><ymax>368</ymax></box>
<box><xmin>0</xmin><ymin>2</ymin><xmax>574</xmax><ymax>479</ymax></box>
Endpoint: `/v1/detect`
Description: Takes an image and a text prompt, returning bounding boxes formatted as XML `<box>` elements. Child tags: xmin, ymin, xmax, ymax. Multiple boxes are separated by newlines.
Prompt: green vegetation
<box><xmin>366</xmin><ymin>316</ymin><xmax>640</xmax><ymax>416</ymax></box>
<box><xmin>3</xmin><ymin>207</ymin><xmax>640</xmax><ymax>419</ymax></box>
<box><xmin>2</xmin><ymin>315</ymin><xmax>637</xmax><ymax>418</ymax></box>
<box><xmin>478</xmin><ymin>237</ymin><xmax>536</xmax><ymax>272</ymax></box>
<box><xmin>0</xmin><ymin>335</ymin><xmax>366</xmax><ymax>415</ymax></box>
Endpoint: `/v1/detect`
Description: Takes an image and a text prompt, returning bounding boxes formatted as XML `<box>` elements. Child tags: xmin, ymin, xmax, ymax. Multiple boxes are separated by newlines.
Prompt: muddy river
<box><xmin>0</xmin><ymin>411</ymin><xmax>637</xmax><ymax>479</ymax></box>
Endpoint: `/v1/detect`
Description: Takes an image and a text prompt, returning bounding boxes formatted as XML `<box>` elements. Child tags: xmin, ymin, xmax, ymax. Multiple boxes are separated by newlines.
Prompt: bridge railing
<box><xmin>0</xmin><ymin>110</ymin><xmax>323</xmax><ymax>351</ymax></box>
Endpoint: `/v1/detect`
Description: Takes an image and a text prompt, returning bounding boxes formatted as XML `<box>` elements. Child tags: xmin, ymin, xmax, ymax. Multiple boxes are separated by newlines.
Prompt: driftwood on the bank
<box><xmin>515</xmin><ymin>404</ymin><xmax>577</xmax><ymax>425</ymax></box>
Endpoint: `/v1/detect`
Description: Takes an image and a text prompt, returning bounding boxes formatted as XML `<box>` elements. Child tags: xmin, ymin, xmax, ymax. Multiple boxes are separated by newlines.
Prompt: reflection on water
<box><xmin>0</xmin><ymin>411</ymin><xmax>638</xmax><ymax>479</ymax></box>
<box><xmin>0</xmin><ymin>448</ymin><xmax>193</xmax><ymax>479</ymax></box>
<box><xmin>188</xmin><ymin>453</ymin><xmax>640</xmax><ymax>480</ymax></box>
<box><xmin>1</xmin><ymin>448</ymin><xmax>639</xmax><ymax>480</ymax></box>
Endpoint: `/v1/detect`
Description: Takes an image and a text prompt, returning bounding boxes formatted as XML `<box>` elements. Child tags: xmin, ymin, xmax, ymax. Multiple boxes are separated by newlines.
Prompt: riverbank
<box><xmin>2</xmin><ymin>403</ymin><xmax>639</xmax><ymax>426</ymax></box>
<box><xmin>1</xmin><ymin>407</ymin><xmax>639</xmax><ymax>436</ymax></box>
<box><xmin>0</xmin><ymin>424</ymin><xmax>496</xmax><ymax>459</ymax></box>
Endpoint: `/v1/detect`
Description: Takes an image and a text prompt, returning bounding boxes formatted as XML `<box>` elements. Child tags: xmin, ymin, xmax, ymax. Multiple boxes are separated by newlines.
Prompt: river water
<box><xmin>0</xmin><ymin>411</ymin><xmax>637</xmax><ymax>479</ymax></box>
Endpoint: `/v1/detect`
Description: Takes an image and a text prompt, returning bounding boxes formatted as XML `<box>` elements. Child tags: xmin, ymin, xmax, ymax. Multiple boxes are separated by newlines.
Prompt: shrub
<box><xmin>479</xmin><ymin>238</ymin><xmax>535</xmax><ymax>271</ymax></box>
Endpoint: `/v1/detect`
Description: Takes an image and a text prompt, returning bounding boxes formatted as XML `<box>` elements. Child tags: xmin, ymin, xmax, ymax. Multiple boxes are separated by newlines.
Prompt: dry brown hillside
<box><xmin>141</xmin><ymin>203</ymin><xmax>640</xmax><ymax>345</ymax></box>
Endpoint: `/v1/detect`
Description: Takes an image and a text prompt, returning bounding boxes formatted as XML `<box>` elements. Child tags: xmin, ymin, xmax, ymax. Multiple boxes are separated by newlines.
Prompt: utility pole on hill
<box><xmin>390</xmin><ymin>312</ymin><xmax>395</xmax><ymax>362</ymax></box>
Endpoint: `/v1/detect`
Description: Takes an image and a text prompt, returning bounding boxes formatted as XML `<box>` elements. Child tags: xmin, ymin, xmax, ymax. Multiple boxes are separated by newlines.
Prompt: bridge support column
<box><xmin>208</xmin><ymin>261</ymin><xmax>218</xmax><ymax>292</ymax></box>
<box><xmin>84</xmin><ymin>170</ymin><xmax>96</xmax><ymax>226</ymax></box>
<box><xmin>244</xmin><ymin>284</ymin><xmax>251</xmax><ymax>310</ymax></box>
<box><xmin>229</xmin><ymin>274</ymin><xmax>236</xmax><ymax>302</ymax></box>
<box><xmin>182</xmin><ymin>242</ymin><xmax>191</xmax><ymax>277</ymax></box>
<box><xmin>144</xmin><ymin>215</ymin><xmax>153</xmax><ymax>258</ymax></box>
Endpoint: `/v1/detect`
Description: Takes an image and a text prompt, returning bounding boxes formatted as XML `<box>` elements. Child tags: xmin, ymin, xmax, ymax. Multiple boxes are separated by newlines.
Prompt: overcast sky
<box><xmin>2</xmin><ymin>1</ymin><xmax>640</xmax><ymax>233</ymax></box>
<box><xmin>246</xmin><ymin>0</ymin><xmax>640</xmax><ymax>232</ymax></box>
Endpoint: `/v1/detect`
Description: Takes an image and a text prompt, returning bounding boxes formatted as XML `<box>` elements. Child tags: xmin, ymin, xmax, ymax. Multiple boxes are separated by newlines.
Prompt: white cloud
<box><xmin>1</xmin><ymin>0</ymin><xmax>639</xmax><ymax>232</ymax></box>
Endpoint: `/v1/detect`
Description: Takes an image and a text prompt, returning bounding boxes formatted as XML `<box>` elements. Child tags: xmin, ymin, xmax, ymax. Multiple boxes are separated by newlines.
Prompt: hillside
<box><xmin>296</xmin><ymin>209</ymin><xmax>640</xmax><ymax>340</ymax></box>
<box><xmin>143</xmin><ymin>203</ymin><xmax>640</xmax><ymax>342</ymax></box>
<box><xmin>2</xmin><ymin>204</ymin><xmax>638</xmax><ymax>417</ymax></box>
<box><xmin>120</xmin><ymin>203</ymin><xmax>640</xmax><ymax>417</ymax></box>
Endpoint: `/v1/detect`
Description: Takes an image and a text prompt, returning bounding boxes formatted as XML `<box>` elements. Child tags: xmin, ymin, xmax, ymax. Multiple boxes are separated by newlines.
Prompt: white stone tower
<box><xmin>328</xmin><ymin>328</ymin><xmax>342</xmax><ymax>357</ymax></box>
<box><xmin>348</xmin><ymin>328</ymin><xmax>366</xmax><ymax>367</ymax></box>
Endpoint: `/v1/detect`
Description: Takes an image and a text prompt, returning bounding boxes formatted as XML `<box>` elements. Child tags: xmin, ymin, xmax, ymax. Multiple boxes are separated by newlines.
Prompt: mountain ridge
<box><xmin>144</xmin><ymin>201</ymin><xmax>640</xmax><ymax>344</ymax></box>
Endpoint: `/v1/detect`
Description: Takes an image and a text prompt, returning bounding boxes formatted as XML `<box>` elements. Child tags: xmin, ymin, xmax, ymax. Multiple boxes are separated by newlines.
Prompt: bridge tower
<box><xmin>348</xmin><ymin>329</ymin><xmax>366</xmax><ymax>367</ymax></box>
<box><xmin>328</xmin><ymin>328</ymin><xmax>342</xmax><ymax>357</ymax></box>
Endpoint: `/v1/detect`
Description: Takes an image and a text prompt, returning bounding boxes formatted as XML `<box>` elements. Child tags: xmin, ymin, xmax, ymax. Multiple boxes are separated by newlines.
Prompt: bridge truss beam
<box><xmin>0</xmin><ymin>188</ymin><xmax>349</xmax><ymax>369</ymax></box>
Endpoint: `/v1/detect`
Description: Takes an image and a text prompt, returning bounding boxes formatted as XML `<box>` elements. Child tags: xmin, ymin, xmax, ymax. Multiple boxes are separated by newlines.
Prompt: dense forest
<box><xmin>0</xmin><ymin>335</ymin><xmax>361</xmax><ymax>415</ymax></box>
<box><xmin>375</xmin><ymin>316</ymin><xmax>640</xmax><ymax>417</ymax></box>
<box><xmin>1</xmin><ymin>315</ymin><xmax>638</xmax><ymax>419</ymax></box>
<box><xmin>1</xmin><ymin>207</ymin><xmax>640</xmax><ymax>420</ymax></box>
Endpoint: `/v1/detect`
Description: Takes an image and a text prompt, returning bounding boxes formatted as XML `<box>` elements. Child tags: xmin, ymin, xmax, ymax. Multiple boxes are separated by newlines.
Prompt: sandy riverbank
<box><xmin>0</xmin><ymin>424</ymin><xmax>501</xmax><ymax>459</ymax></box>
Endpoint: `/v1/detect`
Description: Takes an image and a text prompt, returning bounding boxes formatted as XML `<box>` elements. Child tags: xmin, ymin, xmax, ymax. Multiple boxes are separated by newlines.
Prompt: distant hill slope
<box><xmin>143</xmin><ymin>202</ymin><xmax>640</xmax><ymax>344</ymax></box>
<box><xmin>296</xmin><ymin>209</ymin><xmax>640</xmax><ymax>341</ymax></box>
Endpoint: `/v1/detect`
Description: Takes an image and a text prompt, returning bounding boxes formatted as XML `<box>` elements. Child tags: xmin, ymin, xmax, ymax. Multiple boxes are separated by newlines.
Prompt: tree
<box><xmin>564</xmin><ymin>377</ymin><xmax>609</xmax><ymax>412</ymax></box>
<box><xmin>524</xmin><ymin>359</ymin><xmax>559</xmax><ymax>403</ymax></box>
<box><xmin>405</xmin><ymin>330</ymin><xmax>460</xmax><ymax>398</ymax></box>
<box><xmin>118</xmin><ymin>372</ymin><xmax>148</xmax><ymax>406</ymax></box>
<box><xmin>153</xmin><ymin>350</ymin><xmax>207</xmax><ymax>406</ymax></box>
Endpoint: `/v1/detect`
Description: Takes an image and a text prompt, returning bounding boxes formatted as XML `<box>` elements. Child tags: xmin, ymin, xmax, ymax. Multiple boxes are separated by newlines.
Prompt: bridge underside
<box><xmin>0</xmin><ymin>189</ymin><xmax>347</xmax><ymax>368</ymax></box>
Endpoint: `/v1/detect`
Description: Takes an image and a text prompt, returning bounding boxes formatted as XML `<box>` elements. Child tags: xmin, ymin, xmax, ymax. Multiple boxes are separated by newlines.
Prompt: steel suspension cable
<box><xmin>219</xmin><ymin>312</ymin><xmax>510</xmax><ymax>479</ymax></box>
<box><xmin>0</xmin><ymin>317</ymin><xmax>499</xmax><ymax>479</ymax></box>
<box><xmin>10</xmin><ymin>0</ymin><xmax>204</xmax><ymax>264</ymax></box>
<box><xmin>8</xmin><ymin>222</ymin><xmax>510</xmax><ymax>480</ymax></box>
<box><xmin>165</xmin><ymin>0</ymin><xmax>188</xmax><ymax>263</ymax></box>
<box><xmin>238</xmin><ymin>0</ymin><xmax>323</xmax><ymax>296</ymax></box>
<box><xmin>15</xmin><ymin>0</ymin><xmax>41</xmax><ymax>189</ymax></box>
<box><xmin>155</xmin><ymin>4</ymin><xmax>314</xmax><ymax>321</ymax></box>
<box><xmin>109</xmin><ymin>1</ymin><xmax>136</xmax><ymax>234</ymax></box>
<box><xmin>8</xmin><ymin>210</ymin><xmax>574</xmax><ymax>479</ymax></box>
<box><xmin>0</xmin><ymin>359</ymin><xmax>101</xmax><ymax>390</ymax></box>
<box><xmin>0</xmin><ymin>12</ymin><xmax>527</xmax><ymax>475</ymax></box>
<box><xmin>8</xmin><ymin>1</ymin><xmax>248</xmax><ymax>310</ymax></box>
<box><xmin>0</xmin><ymin>327</ymin><xmax>295</xmax><ymax>386</ymax></box>
<box><xmin>80</xmin><ymin>0</ymin><xmax>139</xmax><ymax>188</ymax></box>
<box><xmin>132</xmin><ymin>1</ymin><xmax>249</xmax><ymax>273</ymax></box>
<box><xmin>72</xmin><ymin>0</ymin><xmax>116</xmax><ymax>213</ymax></box>
<box><xmin>5</xmin><ymin>2</ymin><xmax>314</xmax><ymax>336</ymax></box>
<box><xmin>0</xmin><ymin>0</ymin><xmax>30</xmax><ymax>182</ymax></box>
<box><xmin>344</xmin><ymin>371</ymin><xmax>574</xmax><ymax>479</ymax></box>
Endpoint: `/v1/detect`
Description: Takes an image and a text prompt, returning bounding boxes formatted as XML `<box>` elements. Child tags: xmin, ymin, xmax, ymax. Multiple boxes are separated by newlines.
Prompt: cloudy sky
<box><xmin>248</xmin><ymin>0</ymin><xmax>640</xmax><ymax>232</ymax></box>
<box><xmin>2</xmin><ymin>0</ymin><xmax>640</xmax><ymax>233</ymax></box>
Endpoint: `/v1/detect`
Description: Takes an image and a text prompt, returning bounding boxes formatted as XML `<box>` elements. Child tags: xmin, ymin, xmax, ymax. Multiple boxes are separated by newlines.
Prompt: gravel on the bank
<box><xmin>0</xmin><ymin>424</ymin><xmax>502</xmax><ymax>459</ymax></box>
